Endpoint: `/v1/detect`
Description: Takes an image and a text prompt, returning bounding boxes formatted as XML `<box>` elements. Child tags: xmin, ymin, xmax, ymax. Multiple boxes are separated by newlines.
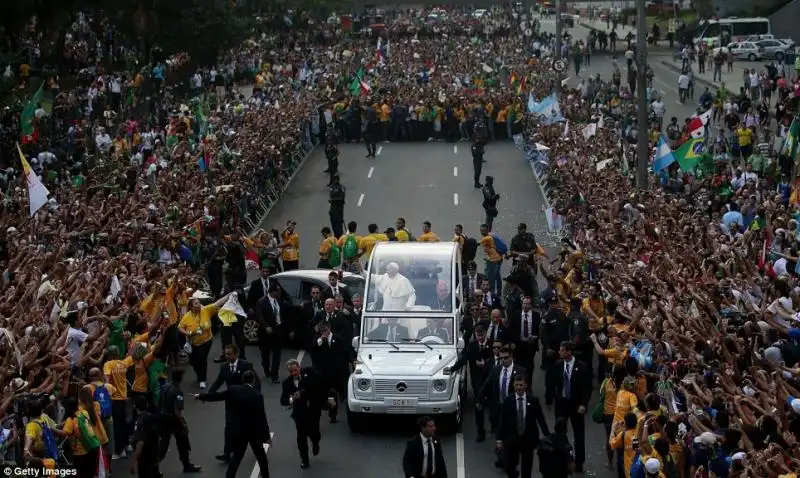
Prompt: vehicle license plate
<box><xmin>385</xmin><ymin>398</ymin><xmax>417</xmax><ymax>407</ymax></box>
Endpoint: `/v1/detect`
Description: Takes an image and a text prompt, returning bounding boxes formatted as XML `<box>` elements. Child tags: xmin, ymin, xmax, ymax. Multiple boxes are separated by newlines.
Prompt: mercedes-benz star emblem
<box><xmin>396</xmin><ymin>382</ymin><xmax>407</xmax><ymax>393</ymax></box>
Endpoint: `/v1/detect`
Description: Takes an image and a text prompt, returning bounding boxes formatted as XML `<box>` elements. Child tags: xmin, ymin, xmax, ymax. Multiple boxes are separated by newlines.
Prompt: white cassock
<box><xmin>370</xmin><ymin>273</ymin><xmax>416</xmax><ymax>310</ymax></box>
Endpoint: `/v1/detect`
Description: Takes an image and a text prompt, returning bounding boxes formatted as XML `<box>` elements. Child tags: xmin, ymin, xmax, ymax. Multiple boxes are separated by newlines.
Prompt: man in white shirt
<box><xmin>677</xmin><ymin>72</ymin><xmax>689</xmax><ymax>103</ymax></box>
<box><xmin>402</xmin><ymin>417</ymin><xmax>447</xmax><ymax>478</ymax></box>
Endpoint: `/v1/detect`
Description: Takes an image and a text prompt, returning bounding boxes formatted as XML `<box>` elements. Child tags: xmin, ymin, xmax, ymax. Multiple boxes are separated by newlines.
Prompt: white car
<box><xmin>753</xmin><ymin>39</ymin><xmax>793</xmax><ymax>61</ymax></box>
<box><xmin>727</xmin><ymin>41</ymin><xmax>764</xmax><ymax>61</ymax></box>
<box><xmin>347</xmin><ymin>242</ymin><xmax>467</xmax><ymax>432</ymax></box>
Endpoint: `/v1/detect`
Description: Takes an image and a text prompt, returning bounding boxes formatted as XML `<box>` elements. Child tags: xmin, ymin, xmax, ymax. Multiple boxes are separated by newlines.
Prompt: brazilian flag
<box><xmin>673</xmin><ymin>137</ymin><xmax>706</xmax><ymax>171</ymax></box>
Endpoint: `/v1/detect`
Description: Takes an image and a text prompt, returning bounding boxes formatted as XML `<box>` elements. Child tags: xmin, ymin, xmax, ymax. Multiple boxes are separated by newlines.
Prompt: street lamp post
<box><xmin>635</xmin><ymin>0</ymin><xmax>649</xmax><ymax>189</ymax></box>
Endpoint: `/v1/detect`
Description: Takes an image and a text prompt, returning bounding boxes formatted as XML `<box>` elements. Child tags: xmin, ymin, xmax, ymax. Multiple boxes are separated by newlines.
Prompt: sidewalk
<box><xmin>658</xmin><ymin>58</ymin><xmax>763</xmax><ymax>91</ymax></box>
<box><xmin>577</xmin><ymin>18</ymin><xmax>675</xmax><ymax>53</ymax></box>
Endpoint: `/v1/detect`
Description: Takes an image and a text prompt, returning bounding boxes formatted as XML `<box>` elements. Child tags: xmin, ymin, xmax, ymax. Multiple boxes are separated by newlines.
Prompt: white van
<box><xmin>347</xmin><ymin>242</ymin><xmax>466</xmax><ymax>431</ymax></box>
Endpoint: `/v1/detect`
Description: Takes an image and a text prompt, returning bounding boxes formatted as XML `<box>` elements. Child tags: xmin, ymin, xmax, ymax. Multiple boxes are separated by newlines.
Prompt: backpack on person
<box><xmin>93</xmin><ymin>384</ymin><xmax>113</xmax><ymax>420</ymax></box>
<box><xmin>328</xmin><ymin>240</ymin><xmax>342</xmax><ymax>268</ymax></box>
<box><xmin>491</xmin><ymin>233</ymin><xmax>508</xmax><ymax>255</ymax></box>
<box><xmin>343</xmin><ymin>234</ymin><xmax>359</xmax><ymax>260</ymax></box>
<box><xmin>462</xmin><ymin>237</ymin><xmax>479</xmax><ymax>262</ymax></box>
<box><xmin>76</xmin><ymin>412</ymin><xmax>101</xmax><ymax>452</ymax></box>
<box><xmin>402</xmin><ymin>228</ymin><xmax>416</xmax><ymax>241</ymax></box>
<box><xmin>34</xmin><ymin>419</ymin><xmax>59</xmax><ymax>460</ymax></box>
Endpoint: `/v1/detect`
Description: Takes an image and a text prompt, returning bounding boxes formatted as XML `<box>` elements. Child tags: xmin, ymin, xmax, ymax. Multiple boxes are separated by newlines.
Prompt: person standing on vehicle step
<box><xmin>472</xmin><ymin>142</ymin><xmax>485</xmax><ymax>188</ymax></box>
<box><xmin>328</xmin><ymin>175</ymin><xmax>346</xmax><ymax>238</ymax></box>
<box><xmin>481</xmin><ymin>177</ymin><xmax>499</xmax><ymax>231</ymax></box>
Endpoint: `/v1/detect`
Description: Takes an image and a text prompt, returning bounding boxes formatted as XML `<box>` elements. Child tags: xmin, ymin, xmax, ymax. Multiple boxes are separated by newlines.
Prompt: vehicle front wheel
<box><xmin>748</xmin><ymin>53</ymin><xmax>756</xmax><ymax>61</ymax></box>
<box><xmin>243</xmin><ymin>318</ymin><xmax>260</xmax><ymax>344</ymax></box>
<box><xmin>347</xmin><ymin>407</ymin><xmax>368</xmax><ymax>433</ymax></box>
<box><xmin>443</xmin><ymin>390</ymin><xmax>464</xmax><ymax>433</ymax></box>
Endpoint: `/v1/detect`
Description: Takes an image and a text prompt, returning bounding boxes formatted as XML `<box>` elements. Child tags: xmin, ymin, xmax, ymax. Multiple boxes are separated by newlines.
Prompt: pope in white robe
<box><xmin>370</xmin><ymin>262</ymin><xmax>416</xmax><ymax>310</ymax></box>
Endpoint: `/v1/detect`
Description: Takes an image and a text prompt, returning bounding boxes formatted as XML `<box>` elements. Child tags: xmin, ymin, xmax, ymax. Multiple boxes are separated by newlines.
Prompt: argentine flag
<box><xmin>533</xmin><ymin>93</ymin><xmax>565</xmax><ymax>125</ymax></box>
<box><xmin>652</xmin><ymin>135</ymin><xmax>675</xmax><ymax>172</ymax></box>
<box><xmin>527</xmin><ymin>92</ymin><xmax>539</xmax><ymax>113</ymax></box>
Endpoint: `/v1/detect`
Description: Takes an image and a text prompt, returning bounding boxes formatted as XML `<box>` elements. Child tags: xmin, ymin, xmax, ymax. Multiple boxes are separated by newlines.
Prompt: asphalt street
<box><xmin>111</xmin><ymin>36</ymin><xmax>699</xmax><ymax>478</ymax></box>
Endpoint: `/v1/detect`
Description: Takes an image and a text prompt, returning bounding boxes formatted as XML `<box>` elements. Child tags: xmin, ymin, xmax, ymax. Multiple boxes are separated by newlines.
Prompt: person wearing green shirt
<box><xmin>748</xmin><ymin>151</ymin><xmax>764</xmax><ymax>175</ymax></box>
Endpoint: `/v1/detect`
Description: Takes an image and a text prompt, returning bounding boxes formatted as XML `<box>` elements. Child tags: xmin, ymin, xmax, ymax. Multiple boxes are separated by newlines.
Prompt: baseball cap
<box><xmin>645</xmin><ymin>457</ymin><xmax>661</xmax><ymax>474</ymax></box>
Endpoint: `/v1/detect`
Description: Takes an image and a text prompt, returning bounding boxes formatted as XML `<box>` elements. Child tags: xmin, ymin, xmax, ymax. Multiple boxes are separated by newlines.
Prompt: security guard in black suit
<box><xmin>447</xmin><ymin>324</ymin><xmax>494</xmax><ymax>442</ymax></box>
<box><xmin>472</xmin><ymin>142</ymin><xmax>485</xmax><ymax>188</ymax></box>
<box><xmin>280</xmin><ymin>360</ymin><xmax>329</xmax><ymax>468</ymax></box>
<box><xmin>328</xmin><ymin>175</ymin><xmax>346</xmax><ymax>238</ymax></box>
<box><xmin>158</xmin><ymin>369</ymin><xmax>201</xmax><ymax>472</ymax></box>
<box><xmin>324</xmin><ymin>141</ymin><xmax>339</xmax><ymax>185</ymax></box>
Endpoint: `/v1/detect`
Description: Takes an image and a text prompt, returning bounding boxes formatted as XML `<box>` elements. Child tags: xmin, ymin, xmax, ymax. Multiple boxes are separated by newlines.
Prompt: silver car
<box><xmin>753</xmin><ymin>39</ymin><xmax>793</xmax><ymax>61</ymax></box>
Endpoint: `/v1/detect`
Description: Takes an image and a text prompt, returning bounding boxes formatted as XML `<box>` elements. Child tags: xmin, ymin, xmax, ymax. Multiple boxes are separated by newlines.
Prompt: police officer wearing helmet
<box><xmin>158</xmin><ymin>369</ymin><xmax>201</xmax><ymax>472</ymax></box>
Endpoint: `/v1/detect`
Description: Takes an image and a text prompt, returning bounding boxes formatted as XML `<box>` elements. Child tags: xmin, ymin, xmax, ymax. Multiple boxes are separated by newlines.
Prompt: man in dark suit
<box><xmin>479</xmin><ymin>279</ymin><xmax>502</xmax><ymax>310</ymax></box>
<box><xmin>402</xmin><ymin>417</ymin><xmax>448</xmax><ymax>478</ymax></box>
<box><xmin>350</xmin><ymin>294</ymin><xmax>364</xmax><ymax>339</ymax></box>
<box><xmin>321</xmin><ymin>270</ymin><xmax>352</xmax><ymax>306</ymax></box>
<box><xmin>463</xmin><ymin>261</ymin><xmax>485</xmax><ymax>303</ymax></box>
<box><xmin>447</xmin><ymin>324</ymin><xmax>494</xmax><ymax>442</ymax></box>
<box><xmin>477</xmin><ymin>346</ymin><xmax>527</xmax><ymax>449</ymax></box>
<box><xmin>256</xmin><ymin>283</ymin><xmax>287</xmax><ymax>383</ymax></box>
<box><xmin>367</xmin><ymin>318</ymin><xmax>410</xmax><ymax>342</ymax></box>
<box><xmin>280</xmin><ymin>359</ymin><xmax>329</xmax><ymax>469</ymax></box>
<box><xmin>209</xmin><ymin>344</ymin><xmax>259</xmax><ymax>463</ymax></box>
<box><xmin>309</xmin><ymin>321</ymin><xmax>355</xmax><ymax>424</ymax></box>
<box><xmin>416</xmin><ymin>318</ymin><xmax>451</xmax><ymax>342</ymax></box>
<box><xmin>246</xmin><ymin>265</ymin><xmax>273</xmax><ymax>314</ymax></box>
<box><xmin>302</xmin><ymin>286</ymin><xmax>325</xmax><ymax>346</ymax></box>
<box><xmin>195</xmin><ymin>371</ymin><xmax>271</xmax><ymax>478</ymax></box>
<box><xmin>496</xmin><ymin>374</ymin><xmax>550</xmax><ymax>478</ymax></box>
<box><xmin>544</xmin><ymin>342</ymin><xmax>591</xmax><ymax>473</ymax></box>
<box><xmin>480</xmin><ymin>308</ymin><xmax>509</xmax><ymax>344</ymax></box>
<box><xmin>507</xmin><ymin>297</ymin><xmax>541</xmax><ymax>382</ymax></box>
<box><xmin>313</xmin><ymin>298</ymin><xmax>352</xmax><ymax>343</ymax></box>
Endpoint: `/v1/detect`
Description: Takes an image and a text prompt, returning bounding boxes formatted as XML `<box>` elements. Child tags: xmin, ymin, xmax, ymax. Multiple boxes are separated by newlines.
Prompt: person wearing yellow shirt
<box><xmin>103</xmin><ymin>345</ymin><xmax>134</xmax><ymax>458</ymax></box>
<box><xmin>279</xmin><ymin>220</ymin><xmax>300</xmax><ymax>271</ymax></box>
<box><xmin>62</xmin><ymin>398</ymin><xmax>101</xmax><ymax>478</ymax></box>
<box><xmin>87</xmin><ymin>369</ymin><xmax>116</xmax><ymax>461</ymax></box>
<box><xmin>418</xmin><ymin>221</ymin><xmax>441</xmax><ymax>242</ymax></box>
<box><xmin>478</xmin><ymin>224</ymin><xmax>503</xmax><ymax>294</ymax></box>
<box><xmin>612</xmin><ymin>376</ymin><xmax>639</xmax><ymax>430</ymax></box>
<box><xmin>609</xmin><ymin>412</ymin><xmax>639</xmax><ymax>478</ymax></box>
<box><xmin>736</xmin><ymin>125</ymin><xmax>754</xmax><ymax>158</ymax></box>
<box><xmin>496</xmin><ymin>106</ymin><xmax>508</xmax><ymax>140</ymax></box>
<box><xmin>24</xmin><ymin>400</ymin><xmax>66</xmax><ymax>463</ymax></box>
<box><xmin>380</xmin><ymin>101</ymin><xmax>391</xmax><ymax>141</ymax></box>
<box><xmin>395</xmin><ymin>217</ymin><xmax>414</xmax><ymax>241</ymax></box>
<box><xmin>179</xmin><ymin>292</ymin><xmax>233</xmax><ymax>388</ymax></box>
<box><xmin>452</xmin><ymin>224</ymin><xmax>466</xmax><ymax>255</ymax></box>
<box><xmin>600</xmin><ymin>368</ymin><xmax>626</xmax><ymax>470</ymax></box>
<box><xmin>318</xmin><ymin>226</ymin><xmax>338</xmax><ymax>268</ymax></box>
<box><xmin>361</xmin><ymin>223</ymin><xmax>388</xmax><ymax>259</ymax></box>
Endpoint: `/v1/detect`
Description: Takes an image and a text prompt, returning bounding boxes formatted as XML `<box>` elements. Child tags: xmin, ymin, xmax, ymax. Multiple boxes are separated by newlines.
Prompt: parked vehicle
<box><xmin>753</xmin><ymin>39</ymin><xmax>793</xmax><ymax>61</ymax></box>
<box><xmin>241</xmin><ymin>269</ymin><xmax>365</xmax><ymax>344</ymax></box>
<box><xmin>727</xmin><ymin>41</ymin><xmax>764</xmax><ymax>61</ymax></box>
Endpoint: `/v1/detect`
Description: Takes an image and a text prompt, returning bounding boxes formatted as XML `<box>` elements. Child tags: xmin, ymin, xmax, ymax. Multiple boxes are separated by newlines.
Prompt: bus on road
<box><xmin>694</xmin><ymin>17</ymin><xmax>771</xmax><ymax>46</ymax></box>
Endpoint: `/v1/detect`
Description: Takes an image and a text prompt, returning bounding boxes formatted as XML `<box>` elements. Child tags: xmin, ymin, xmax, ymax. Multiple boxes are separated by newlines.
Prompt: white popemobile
<box><xmin>346</xmin><ymin>241</ymin><xmax>467</xmax><ymax>432</ymax></box>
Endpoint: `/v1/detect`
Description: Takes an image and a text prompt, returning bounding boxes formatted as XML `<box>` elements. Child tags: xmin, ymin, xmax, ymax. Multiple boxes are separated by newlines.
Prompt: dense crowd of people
<box><xmin>0</xmin><ymin>4</ymin><xmax>799</xmax><ymax>478</ymax></box>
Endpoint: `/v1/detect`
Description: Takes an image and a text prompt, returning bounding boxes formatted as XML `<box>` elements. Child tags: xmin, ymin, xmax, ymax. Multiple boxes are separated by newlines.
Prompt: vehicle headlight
<box><xmin>432</xmin><ymin>379</ymin><xmax>447</xmax><ymax>393</ymax></box>
<box><xmin>357</xmin><ymin>378</ymin><xmax>371</xmax><ymax>392</ymax></box>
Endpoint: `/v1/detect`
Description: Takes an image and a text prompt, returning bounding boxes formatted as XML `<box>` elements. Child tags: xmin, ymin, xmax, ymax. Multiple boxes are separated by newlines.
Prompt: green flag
<box><xmin>20</xmin><ymin>81</ymin><xmax>44</xmax><ymax>139</ymax></box>
<box><xmin>349</xmin><ymin>68</ymin><xmax>365</xmax><ymax>96</ymax></box>
<box><xmin>148</xmin><ymin>358</ymin><xmax>168</xmax><ymax>403</ymax></box>
<box><xmin>781</xmin><ymin>117</ymin><xmax>799</xmax><ymax>161</ymax></box>
<box><xmin>673</xmin><ymin>137</ymin><xmax>706</xmax><ymax>171</ymax></box>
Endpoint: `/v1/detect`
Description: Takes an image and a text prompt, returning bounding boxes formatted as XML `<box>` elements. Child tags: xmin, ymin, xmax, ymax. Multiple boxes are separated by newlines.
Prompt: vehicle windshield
<box><xmin>362</xmin><ymin>316</ymin><xmax>455</xmax><ymax>344</ymax></box>
<box><xmin>365</xmin><ymin>248</ymin><xmax>454</xmax><ymax>312</ymax></box>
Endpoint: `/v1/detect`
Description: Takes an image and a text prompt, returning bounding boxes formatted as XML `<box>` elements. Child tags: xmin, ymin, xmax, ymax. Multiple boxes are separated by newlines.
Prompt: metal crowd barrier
<box><xmin>241</xmin><ymin>111</ymin><xmax>319</xmax><ymax>234</ymax></box>
<box><xmin>524</xmin><ymin>141</ymin><xmax>568</xmax><ymax>242</ymax></box>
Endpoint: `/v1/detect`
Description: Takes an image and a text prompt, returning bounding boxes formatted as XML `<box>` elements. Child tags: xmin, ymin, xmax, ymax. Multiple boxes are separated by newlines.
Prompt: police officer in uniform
<box><xmin>328</xmin><ymin>175</ymin><xmax>346</xmax><ymax>238</ymax></box>
<box><xmin>481</xmin><ymin>176</ymin><xmax>500</xmax><ymax>231</ymax></box>
<box><xmin>473</xmin><ymin>108</ymin><xmax>488</xmax><ymax>146</ymax></box>
<box><xmin>158</xmin><ymin>369</ymin><xmax>202</xmax><ymax>473</ymax></box>
<box><xmin>472</xmin><ymin>142</ymin><xmax>485</xmax><ymax>188</ymax></box>
<box><xmin>364</xmin><ymin>106</ymin><xmax>380</xmax><ymax>159</ymax></box>
<box><xmin>324</xmin><ymin>142</ymin><xmax>339</xmax><ymax>185</ymax></box>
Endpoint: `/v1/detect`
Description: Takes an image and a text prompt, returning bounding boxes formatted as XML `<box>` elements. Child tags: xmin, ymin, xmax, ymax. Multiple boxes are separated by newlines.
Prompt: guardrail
<box><xmin>524</xmin><ymin>139</ymin><xmax>568</xmax><ymax>243</ymax></box>
<box><xmin>240</xmin><ymin>108</ymin><xmax>320</xmax><ymax>234</ymax></box>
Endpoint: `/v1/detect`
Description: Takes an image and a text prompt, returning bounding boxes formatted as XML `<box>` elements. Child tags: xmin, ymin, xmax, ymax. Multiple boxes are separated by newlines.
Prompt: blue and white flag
<box><xmin>533</xmin><ymin>93</ymin><xmax>565</xmax><ymax>125</ymax></box>
<box><xmin>527</xmin><ymin>92</ymin><xmax>540</xmax><ymax>113</ymax></box>
<box><xmin>652</xmin><ymin>135</ymin><xmax>675</xmax><ymax>172</ymax></box>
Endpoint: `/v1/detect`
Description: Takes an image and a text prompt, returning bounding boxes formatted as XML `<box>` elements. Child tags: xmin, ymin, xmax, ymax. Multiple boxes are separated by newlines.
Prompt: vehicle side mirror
<box><xmin>352</xmin><ymin>336</ymin><xmax>360</xmax><ymax>351</ymax></box>
<box><xmin>457</xmin><ymin>337</ymin><xmax>465</xmax><ymax>352</ymax></box>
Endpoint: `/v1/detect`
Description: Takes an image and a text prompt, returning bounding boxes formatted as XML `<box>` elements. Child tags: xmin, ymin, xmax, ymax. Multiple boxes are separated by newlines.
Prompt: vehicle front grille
<box><xmin>374</xmin><ymin>379</ymin><xmax>429</xmax><ymax>400</ymax></box>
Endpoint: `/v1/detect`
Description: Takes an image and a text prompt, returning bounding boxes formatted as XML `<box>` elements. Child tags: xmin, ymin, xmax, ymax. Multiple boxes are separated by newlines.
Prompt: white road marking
<box><xmin>453</xmin><ymin>193</ymin><xmax>459</xmax><ymax>206</ymax></box>
<box><xmin>456</xmin><ymin>432</ymin><xmax>466</xmax><ymax>478</ymax></box>
<box><xmin>297</xmin><ymin>349</ymin><xmax>306</xmax><ymax>364</ymax></box>
<box><xmin>453</xmin><ymin>166</ymin><xmax>458</xmax><ymax>177</ymax></box>
<box><xmin>368</xmin><ymin>167</ymin><xmax>374</xmax><ymax>179</ymax></box>
<box><xmin>453</xmin><ymin>145</ymin><xmax>458</xmax><ymax>154</ymax></box>
<box><xmin>250</xmin><ymin>432</ymin><xmax>275</xmax><ymax>478</ymax></box>
<box><xmin>358</xmin><ymin>193</ymin><xmax>365</xmax><ymax>207</ymax></box>
<box><xmin>376</xmin><ymin>146</ymin><xmax>383</xmax><ymax>156</ymax></box>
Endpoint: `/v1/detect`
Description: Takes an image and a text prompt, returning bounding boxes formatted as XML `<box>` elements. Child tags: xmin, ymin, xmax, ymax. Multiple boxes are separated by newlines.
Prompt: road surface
<box><xmin>111</xmin><ymin>39</ymin><xmax>695</xmax><ymax>478</ymax></box>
